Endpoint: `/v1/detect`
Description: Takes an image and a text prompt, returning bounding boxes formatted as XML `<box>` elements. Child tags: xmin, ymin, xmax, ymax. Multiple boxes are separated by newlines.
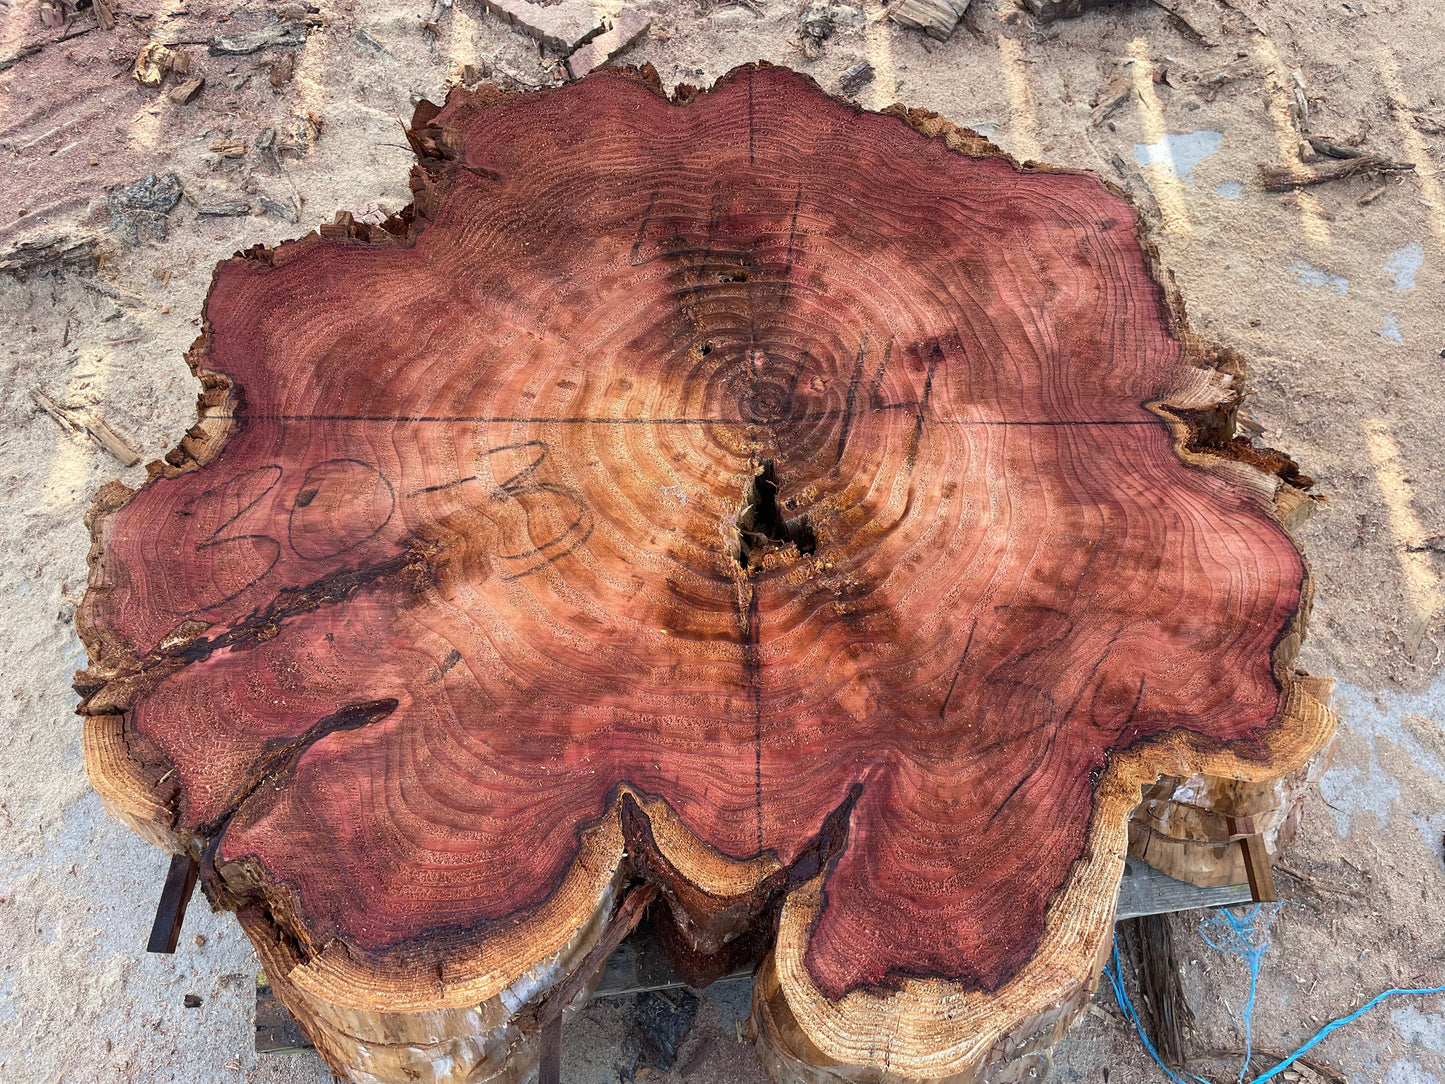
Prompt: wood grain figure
<box><xmin>76</xmin><ymin>64</ymin><xmax>1335</xmax><ymax>1084</ymax></box>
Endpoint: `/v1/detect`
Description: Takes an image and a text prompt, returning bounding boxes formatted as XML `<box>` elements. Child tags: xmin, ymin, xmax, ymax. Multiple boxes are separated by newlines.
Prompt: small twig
<box><xmin>1260</xmin><ymin>155</ymin><xmax>1414</xmax><ymax>192</ymax></box>
<box><xmin>1306</xmin><ymin>137</ymin><xmax>1364</xmax><ymax>161</ymax></box>
<box><xmin>32</xmin><ymin>388</ymin><xmax>82</xmax><ymax>435</ymax></box>
<box><xmin>1198</xmin><ymin>1046</ymin><xmax>1347</xmax><ymax>1084</ymax></box>
<box><xmin>1091</xmin><ymin>74</ymin><xmax>1133</xmax><ymax>126</ymax></box>
<box><xmin>0</xmin><ymin>44</ymin><xmax>42</xmax><ymax>73</ymax></box>
<box><xmin>80</xmin><ymin>279</ymin><xmax>145</xmax><ymax>306</ymax></box>
<box><xmin>1150</xmin><ymin>0</ymin><xmax>1218</xmax><ymax>47</ymax></box>
<box><xmin>31</xmin><ymin>388</ymin><xmax>142</xmax><ymax>467</ymax></box>
<box><xmin>1273</xmin><ymin>863</ymin><xmax>1366</xmax><ymax>899</ymax></box>
<box><xmin>59</xmin><ymin>16</ymin><xmax>101</xmax><ymax>42</ymax></box>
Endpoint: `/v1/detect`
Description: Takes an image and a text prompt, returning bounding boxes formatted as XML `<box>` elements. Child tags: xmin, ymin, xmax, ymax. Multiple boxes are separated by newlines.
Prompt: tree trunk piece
<box><xmin>76</xmin><ymin>64</ymin><xmax>1335</xmax><ymax>1084</ymax></box>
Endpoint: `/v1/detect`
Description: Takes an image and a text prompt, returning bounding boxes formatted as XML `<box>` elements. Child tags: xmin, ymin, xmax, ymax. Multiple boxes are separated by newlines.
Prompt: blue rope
<box><xmin>1105</xmin><ymin>908</ymin><xmax>1445</xmax><ymax>1084</ymax></box>
<box><xmin>1103</xmin><ymin>941</ymin><xmax>1205</xmax><ymax>1084</ymax></box>
<box><xmin>1247</xmin><ymin>983</ymin><xmax>1445</xmax><ymax>1083</ymax></box>
<box><xmin>1197</xmin><ymin>905</ymin><xmax>1276</xmax><ymax>1083</ymax></box>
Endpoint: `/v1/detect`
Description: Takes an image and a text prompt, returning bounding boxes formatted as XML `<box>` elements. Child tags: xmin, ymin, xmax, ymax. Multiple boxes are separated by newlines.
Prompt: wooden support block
<box><xmin>147</xmin><ymin>852</ymin><xmax>198</xmax><ymax>954</ymax></box>
<box><xmin>1225</xmin><ymin>814</ymin><xmax>1257</xmax><ymax>839</ymax></box>
<box><xmin>538</xmin><ymin>1016</ymin><xmax>563</xmax><ymax>1084</ymax></box>
<box><xmin>1239</xmin><ymin>834</ymin><xmax>1278</xmax><ymax>904</ymax></box>
<box><xmin>1116</xmin><ymin>855</ymin><xmax>1251</xmax><ymax>917</ymax></box>
<box><xmin>253</xmin><ymin>859</ymin><xmax>1256</xmax><ymax>1058</ymax></box>
<box><xmin>255</xmin><ymin>977</ymin><xmax>312</xmax><ymax>1054</ymax></box>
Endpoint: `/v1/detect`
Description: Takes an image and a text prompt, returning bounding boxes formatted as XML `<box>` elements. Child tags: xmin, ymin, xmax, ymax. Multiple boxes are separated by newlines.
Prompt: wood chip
<box><xmin>168</xmin><ymin>76</ymin><xmax>204</xmax><ymax>104</ymax></box>
<box><xmin>198</xmin><ymin>200</ymin><xmax>251</xmax><ymax>217</ymax></box>
<box><xmin>132</xmin><ymin>42</ymin><xmax>179</xmax><ymax>88</ymax></box>
<box><xmin>267</xmin><ymin>53</ymin><xmax>295</xmax><ymax>87</ymax></box>
<box><xmin>1091</xmin><ymin>73</ymin><xmax>1133</xmax><ymax>126</ymax></box>
<box><xmin>210</xmin><ymin>21</ymin><xmax>308</xmax><ymax>56</ymax></box>
<box><xmin>565</xmin><ymin>11</ymin><xmax>651</xmax><ymax>80</ymax></box>
<box><xmin>1307</xmin><ymin>136</ymin><xmax>1363</xmax><ymax>161</ymax></box>
<box><xmin>889</xmin><ymin>0</ymin><xmax>971</xmax><ymax>39</ymax></box>
<box><xmin>0</xmin><ymin>233</ymin><xmax>99</xmax><ymax>279</ymax></box>
<box><xmin>1185</xmin><ymin>56</ymin><xmax>1260</xmax><ymax>101</ymax></box>
<box><xmin>838</xmin><ymin>60</ymin><xmax>875</xmax><ymax>98</ymax></box>
<box><xmin>94</xmin><ymin>0</ymin><xmax>116</xmax><ymax>31</ymax></box>
<box><xmin>476</xmin><ymin>0</ymin><xmax>603</xmax><ymax>52</ymax></box>
<box><xmin>1150</xmin><ymin>0</ymin><xmax>1222</xmax><ymax>47</ymax></box>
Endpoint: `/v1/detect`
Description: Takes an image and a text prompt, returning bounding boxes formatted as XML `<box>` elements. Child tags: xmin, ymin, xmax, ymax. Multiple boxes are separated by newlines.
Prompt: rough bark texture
<box><xmin>76</xmin><ymin>64</ymin><xmax>1335</xmax><ymax>1084</ymax></box>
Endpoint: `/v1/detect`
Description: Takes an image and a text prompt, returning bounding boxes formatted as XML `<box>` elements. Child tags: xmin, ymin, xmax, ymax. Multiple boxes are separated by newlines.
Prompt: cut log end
<box><xmin>77</xmin><ymin>63</ymin><xmax>1334</xmax><ymax>1084</ymax></box>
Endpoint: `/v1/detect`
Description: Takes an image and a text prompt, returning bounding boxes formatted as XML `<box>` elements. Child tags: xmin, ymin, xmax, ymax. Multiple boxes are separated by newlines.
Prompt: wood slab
<box><xmin>76</xmin><ymin>63</ymin><xmax>1334</xmax><ymax>1084</ymax></box>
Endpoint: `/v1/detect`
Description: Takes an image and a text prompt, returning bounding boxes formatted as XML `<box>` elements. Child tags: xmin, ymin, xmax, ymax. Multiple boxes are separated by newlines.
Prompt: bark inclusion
<box><xmin>77</xmin><ymin>64</ymin><xmax>1324</xmax><ymax>1070</ymax></box>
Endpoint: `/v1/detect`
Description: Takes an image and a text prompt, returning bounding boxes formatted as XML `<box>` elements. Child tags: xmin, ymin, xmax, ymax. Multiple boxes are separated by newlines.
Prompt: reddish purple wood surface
<box><xmin>82</xmin><ymin>67</ymin><xmax>1302</xmax><ymax>999</ymax></box>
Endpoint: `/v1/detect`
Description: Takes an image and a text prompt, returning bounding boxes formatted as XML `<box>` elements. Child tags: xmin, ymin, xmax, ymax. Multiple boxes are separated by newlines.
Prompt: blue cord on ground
<box><xmin>1103</xmin><ymin>905</ymin><xmax>1445</xmax><ymax>1084</ymax></box>
<box><xmin>1198</xmin><ymin>905</ymin><xmax>1275</xmax><ymax>1084</ymax></box>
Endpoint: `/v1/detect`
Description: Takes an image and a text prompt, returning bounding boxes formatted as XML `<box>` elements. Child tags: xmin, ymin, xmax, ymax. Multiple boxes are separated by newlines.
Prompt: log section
<box><xmin>77</xmin><ymin>64</ymin><xmax>1334</xmax><ymax>1084</ymax></box>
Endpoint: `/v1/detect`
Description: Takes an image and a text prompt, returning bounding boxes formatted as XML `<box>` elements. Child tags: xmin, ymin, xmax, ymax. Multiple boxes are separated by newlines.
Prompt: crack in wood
<box><xmin>732</xmin><ymin>459</ymin><xmax>816</xmax><ymax>572</ymax></box>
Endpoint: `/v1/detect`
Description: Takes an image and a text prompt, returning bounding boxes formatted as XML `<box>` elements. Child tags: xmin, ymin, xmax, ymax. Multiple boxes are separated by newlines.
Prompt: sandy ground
<box><xmin>0</xmin><ymin>0</ymin><xmax>1442</xmax><ymax>1082</ymax></box>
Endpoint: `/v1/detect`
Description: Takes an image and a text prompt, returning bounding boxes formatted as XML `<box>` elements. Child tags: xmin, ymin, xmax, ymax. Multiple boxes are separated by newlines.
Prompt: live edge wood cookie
<box><xmin>76</xmin><ymin>64</ymin><xmax>1334</xmax><ymax>1084</ymax></box>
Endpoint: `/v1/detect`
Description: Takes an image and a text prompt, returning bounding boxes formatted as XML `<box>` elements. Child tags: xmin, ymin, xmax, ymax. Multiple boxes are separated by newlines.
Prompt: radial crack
<box><xmin>75</xmin><ymin>542</ymin><xmax>437</xmax><ymax>713</ymax></box>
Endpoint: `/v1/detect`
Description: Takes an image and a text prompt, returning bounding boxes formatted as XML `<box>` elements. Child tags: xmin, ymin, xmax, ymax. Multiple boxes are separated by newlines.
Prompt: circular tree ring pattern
<box><xmin>77</xmin><ymin>64</ymin><xmax>1334</xmax><ymax>1084</ymax></box>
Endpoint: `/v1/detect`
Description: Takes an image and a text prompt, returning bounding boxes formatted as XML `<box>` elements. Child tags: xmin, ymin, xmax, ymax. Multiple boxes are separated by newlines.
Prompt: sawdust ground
<box><xmin>0</xmin><ymin>0</ymin><xmax>1442</xmax><ymax>1081</ymax></box>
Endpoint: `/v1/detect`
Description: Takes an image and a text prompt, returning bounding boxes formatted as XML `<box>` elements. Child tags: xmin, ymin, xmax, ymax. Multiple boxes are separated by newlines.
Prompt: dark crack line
<box><xmin>201</xmin><ymin>698</ymin><xmax>399</xmax><ymax>839</ymax></box>
<box><xmin>78</xmin><ymin>545</ymin><xmax>433</xmax><ymax>707</ymax></box>
<box><xmin>254</xmin><ymin>413</ymin><xmax>1159</xmax><ymax>428</ymax></box>
<box><xmin>746</xmin><ymin>589</ymin><xmax>764</xmax><ymax>855</ymax></box>
<box><xmin>866</xmin><ymin>337</ymin><xmax>894</xmax><ymax>410</ymax></box>
<box><xmin>983</xmin><ymin>630</ymin><xmax>1121</xmax><ymax>831</ymax></box>
<box><xmin>906</xmin><ymin>346</ymin><xmax>941</xmax><ymax>465</ymax></box>
<box><xmin>938</xmin><ymin>617</ymin><xmax>979</xmax><ymax>720</ymax></box>
<box><xmin>834</xmin><ymin>338</ymin><xmax>869</xmax><ymax>466</ymax></box>
<box><xmin>173</xmin><ymin>547</ymin><xmax>429</xmax><ymax>666</ymax></box>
